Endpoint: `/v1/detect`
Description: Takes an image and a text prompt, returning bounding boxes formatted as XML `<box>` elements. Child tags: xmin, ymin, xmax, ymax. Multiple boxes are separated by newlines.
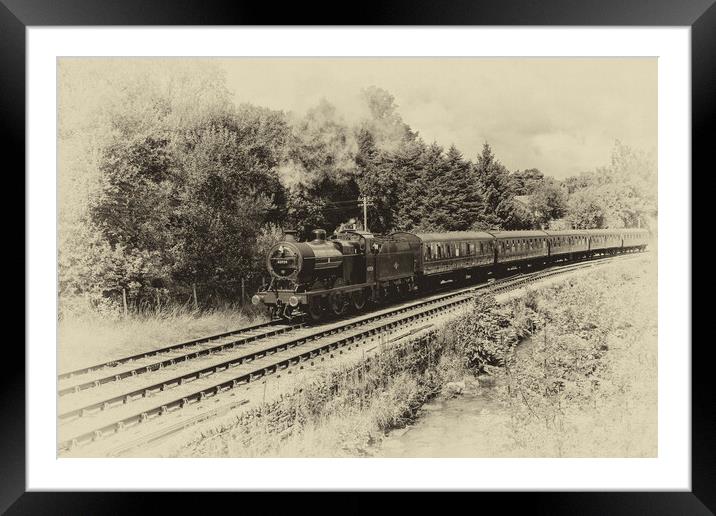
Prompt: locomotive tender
<box><xmin>252</xmin><ymin>226</ymin><xmax>649</xmax><ymax>321</ymax></box>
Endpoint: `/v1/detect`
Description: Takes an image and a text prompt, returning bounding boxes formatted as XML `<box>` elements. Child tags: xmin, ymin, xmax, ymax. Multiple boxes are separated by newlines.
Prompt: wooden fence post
<box><xmin>241</xmin><ymin>277</ymin><xmax>246</xmax><ymax>305</ymax></box>
<box><xmin>192</xmin><ymin>283</ymin><xmax>198</xmax><ymax>311</ymax></box>
<box><xmin>156</xmin><ymin>289</ymin><xmax>161</xmax><ymax>314</ymax></box>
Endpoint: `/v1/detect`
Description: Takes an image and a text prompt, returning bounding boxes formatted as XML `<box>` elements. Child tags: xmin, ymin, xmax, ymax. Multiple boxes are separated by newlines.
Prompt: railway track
<box><xmin>58</xmin><ymin>252</ymin><xmax>646</xmax><ymax>453</ymax></box>
<box><xmin>57</xmin><ymin>321</ymin><xmax>303</xmax><ymax>396</ymax></box>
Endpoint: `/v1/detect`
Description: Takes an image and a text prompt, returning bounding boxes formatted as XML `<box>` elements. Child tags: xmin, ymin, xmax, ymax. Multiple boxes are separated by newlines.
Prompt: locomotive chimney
<box><xmin>311</xmin><ymin>229</ymin><xmax>326</xmax><ymax>243</ymax></box>
<box><xmin>283</xmin><ymin>230</ymin><xmax>298</xmax><ymax>242</ymax></box>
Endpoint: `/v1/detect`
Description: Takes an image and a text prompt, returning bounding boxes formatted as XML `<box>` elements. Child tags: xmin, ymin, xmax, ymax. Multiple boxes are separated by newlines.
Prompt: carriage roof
<box><xmin>488</xmin><ymin>230</ymin><xmax>550</xmax><ymax>239</ymax></box>
<box><xmin>393</xmin><ymin>231</ymin><xmax>495</xmax><ymax>243</ymax></box>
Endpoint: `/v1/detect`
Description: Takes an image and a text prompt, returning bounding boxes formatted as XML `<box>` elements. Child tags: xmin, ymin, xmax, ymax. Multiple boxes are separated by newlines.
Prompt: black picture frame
<box><xmin>7</xmin><ymin>0</ymin><xmax>707</xmax><ymax>513</ymax></box>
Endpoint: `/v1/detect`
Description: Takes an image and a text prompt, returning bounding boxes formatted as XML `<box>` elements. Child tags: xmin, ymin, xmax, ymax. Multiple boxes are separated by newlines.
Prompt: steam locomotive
<box><xmin>252</xmin><ymin>225</ymin><xmax>649</xmax><ymax>321</ymax></box>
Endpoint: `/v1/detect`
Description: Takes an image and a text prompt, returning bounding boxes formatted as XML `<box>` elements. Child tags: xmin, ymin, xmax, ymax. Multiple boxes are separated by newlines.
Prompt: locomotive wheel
<box><xmin>396</xmin><ymin>282</ymin><xmax>410</xmax><ymax>300</ymax></box>
<box><xmin>351</xmin><ymin>289</ymin><xmax>367</xmax><ymax>311</ymax></box>
<box><xmin>307</xmin><ymin>297</ymin><xmax>324</xmax><ymax>322</ymax></box>
<box><xmin>329</xmin><ymin>291</ymin><xmax>345</xmax><ymax>316</ymax></box>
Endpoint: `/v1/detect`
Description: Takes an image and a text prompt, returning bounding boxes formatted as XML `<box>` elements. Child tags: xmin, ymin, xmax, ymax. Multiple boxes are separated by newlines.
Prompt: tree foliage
<box><xmin>528</xmin><ymin>178</ymin><xmax>568</xmax><ymax>228</ymax></box>
<box><xmin>511</xmin><ymin>168</ymin><xmax>545</xmax><ymax>196</ymax></box>
<box><xmin>561</xmin><ymin>141</ymin><xmax>656</xmax><ymax>229</ymax></box>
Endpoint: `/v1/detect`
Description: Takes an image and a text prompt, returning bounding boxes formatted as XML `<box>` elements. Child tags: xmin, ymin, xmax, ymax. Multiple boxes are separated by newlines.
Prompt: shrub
<box><xmin>452</xmin><ymin>294</ymin><xmax>519</xmax><ymax>373</ymax></box>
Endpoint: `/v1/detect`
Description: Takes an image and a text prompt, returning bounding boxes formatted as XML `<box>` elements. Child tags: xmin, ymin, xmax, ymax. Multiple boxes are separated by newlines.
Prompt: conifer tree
<box><xmin>473</xmin><ymin>143</ymin><xmax>518</xmax><ymax>230</ymax></box>
<box><xmin>443</xmin><ymin>145</ymin><xmax>483</xmax><ymax>230</ymax></box>
<box><xmin>390</xmin><ymin>138</ymin><xmax>430</xmax><ymax>230</ymax></box>
<box><xmin>354</xmin><ymin>128</ymin><xmax>398</xmax><ymax>233</ymax></box>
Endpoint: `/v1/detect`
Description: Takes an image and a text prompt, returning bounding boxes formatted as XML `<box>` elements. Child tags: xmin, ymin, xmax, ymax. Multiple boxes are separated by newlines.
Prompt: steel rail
<box><xmin>58</xmin><ymin>319</ymin><xmax>287</xmax><ymax>381</ymax></box>
<box><xmin>58</xmin><ymin>322</ymin><xmax>303</xmax><ymax>396</ymax></box>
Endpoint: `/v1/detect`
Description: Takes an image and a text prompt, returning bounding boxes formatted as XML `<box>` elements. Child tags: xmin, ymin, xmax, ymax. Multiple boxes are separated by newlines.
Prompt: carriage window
<box><xmin>426</xmin><ymin>246</ymin><xmax>432</xmax><ymax>260</ymax></box>
<box><xmin>437</xmin><ymin>245</ymin><xmax>442</xmax><ymax>258</ymax></box>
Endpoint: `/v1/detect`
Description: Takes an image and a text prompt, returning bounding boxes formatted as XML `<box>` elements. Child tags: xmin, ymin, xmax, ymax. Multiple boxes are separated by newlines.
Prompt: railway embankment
<box><xmin>164</xmin><ymin>253</ymin><xmax>655</xmax><ymax>457</ymax></box>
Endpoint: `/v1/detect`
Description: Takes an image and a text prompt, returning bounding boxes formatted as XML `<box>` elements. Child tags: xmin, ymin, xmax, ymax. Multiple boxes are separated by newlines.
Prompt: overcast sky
<box><xmin>219</xmin><ymin>58</ymin><xmax>656</xmax><ymax>180</ymax></box>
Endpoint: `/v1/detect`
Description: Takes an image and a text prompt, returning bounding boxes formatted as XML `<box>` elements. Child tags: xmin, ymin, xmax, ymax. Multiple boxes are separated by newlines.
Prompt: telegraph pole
<box><xmin>360</xmin><ymin>196</ymin><xmax>369</xmax><ymax>231</ymax></box>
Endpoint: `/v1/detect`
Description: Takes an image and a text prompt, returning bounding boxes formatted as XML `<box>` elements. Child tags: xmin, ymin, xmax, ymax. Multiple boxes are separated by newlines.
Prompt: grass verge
<box><xmin>58</xmin><ymin>303</ymin><xmax>267</xmax><ymax>372</ymax></box>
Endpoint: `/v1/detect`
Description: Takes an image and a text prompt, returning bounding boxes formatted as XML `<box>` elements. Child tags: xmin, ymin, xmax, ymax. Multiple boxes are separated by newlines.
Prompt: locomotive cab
<box><xmin>332</xmin><ymin>229</ymin><xmax>375</xmax><ymax>285</ymax></box>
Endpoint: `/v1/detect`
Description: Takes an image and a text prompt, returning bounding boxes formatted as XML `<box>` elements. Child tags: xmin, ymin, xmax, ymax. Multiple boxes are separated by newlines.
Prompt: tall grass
<box><xmin>58</xmin><ymin>301</ymin><xmax>268</xmax><ymax>372</ymax></box>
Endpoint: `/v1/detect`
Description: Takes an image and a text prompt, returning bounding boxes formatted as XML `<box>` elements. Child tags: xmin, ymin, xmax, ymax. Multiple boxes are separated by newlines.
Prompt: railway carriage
<box><xmin>393</xmin><ymin>231</ymin><xmax>496</xmax><ymax>286</ymax></box>
<box><xmin>491</xmin><ymin>230</ymin><xmax>549</xmax><ymax>267</ymax></box>
<box><xmin>585</xmin><ymin>229</ymin><xmax>626</xmax><ymax>255</ymax></box>
<box><xmin>544</xmin><ymin>230</ymin><xmax>590</xmax><ymax>261</ymax></box>
<box><xmin>620</xmin><ymin>228</ymin><xmax>650</xmax><ymax>251</ymax></box>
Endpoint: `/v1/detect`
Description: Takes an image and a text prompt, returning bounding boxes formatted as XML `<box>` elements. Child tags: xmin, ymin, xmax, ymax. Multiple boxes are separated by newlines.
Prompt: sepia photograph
<box><xmin>56</xmin><ymin>57</ymin><xmax>658</xmax><ymax>459</ymax></box>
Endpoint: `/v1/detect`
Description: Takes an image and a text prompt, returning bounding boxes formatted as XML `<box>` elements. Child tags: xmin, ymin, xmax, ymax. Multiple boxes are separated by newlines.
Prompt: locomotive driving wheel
<box><xmin>351</xmin><ymin>289</ymin><xmax>367</xmax><ymax>311</ymax></box>
<box><xmin>328</xmin><ymin>278</ymin><xmax>346</xmax><ymax>316</ymax></box>
<box><xmin>307</xmin><ymin>296</ymin><xmax>324</xmax><ymax>322</ymax></box>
